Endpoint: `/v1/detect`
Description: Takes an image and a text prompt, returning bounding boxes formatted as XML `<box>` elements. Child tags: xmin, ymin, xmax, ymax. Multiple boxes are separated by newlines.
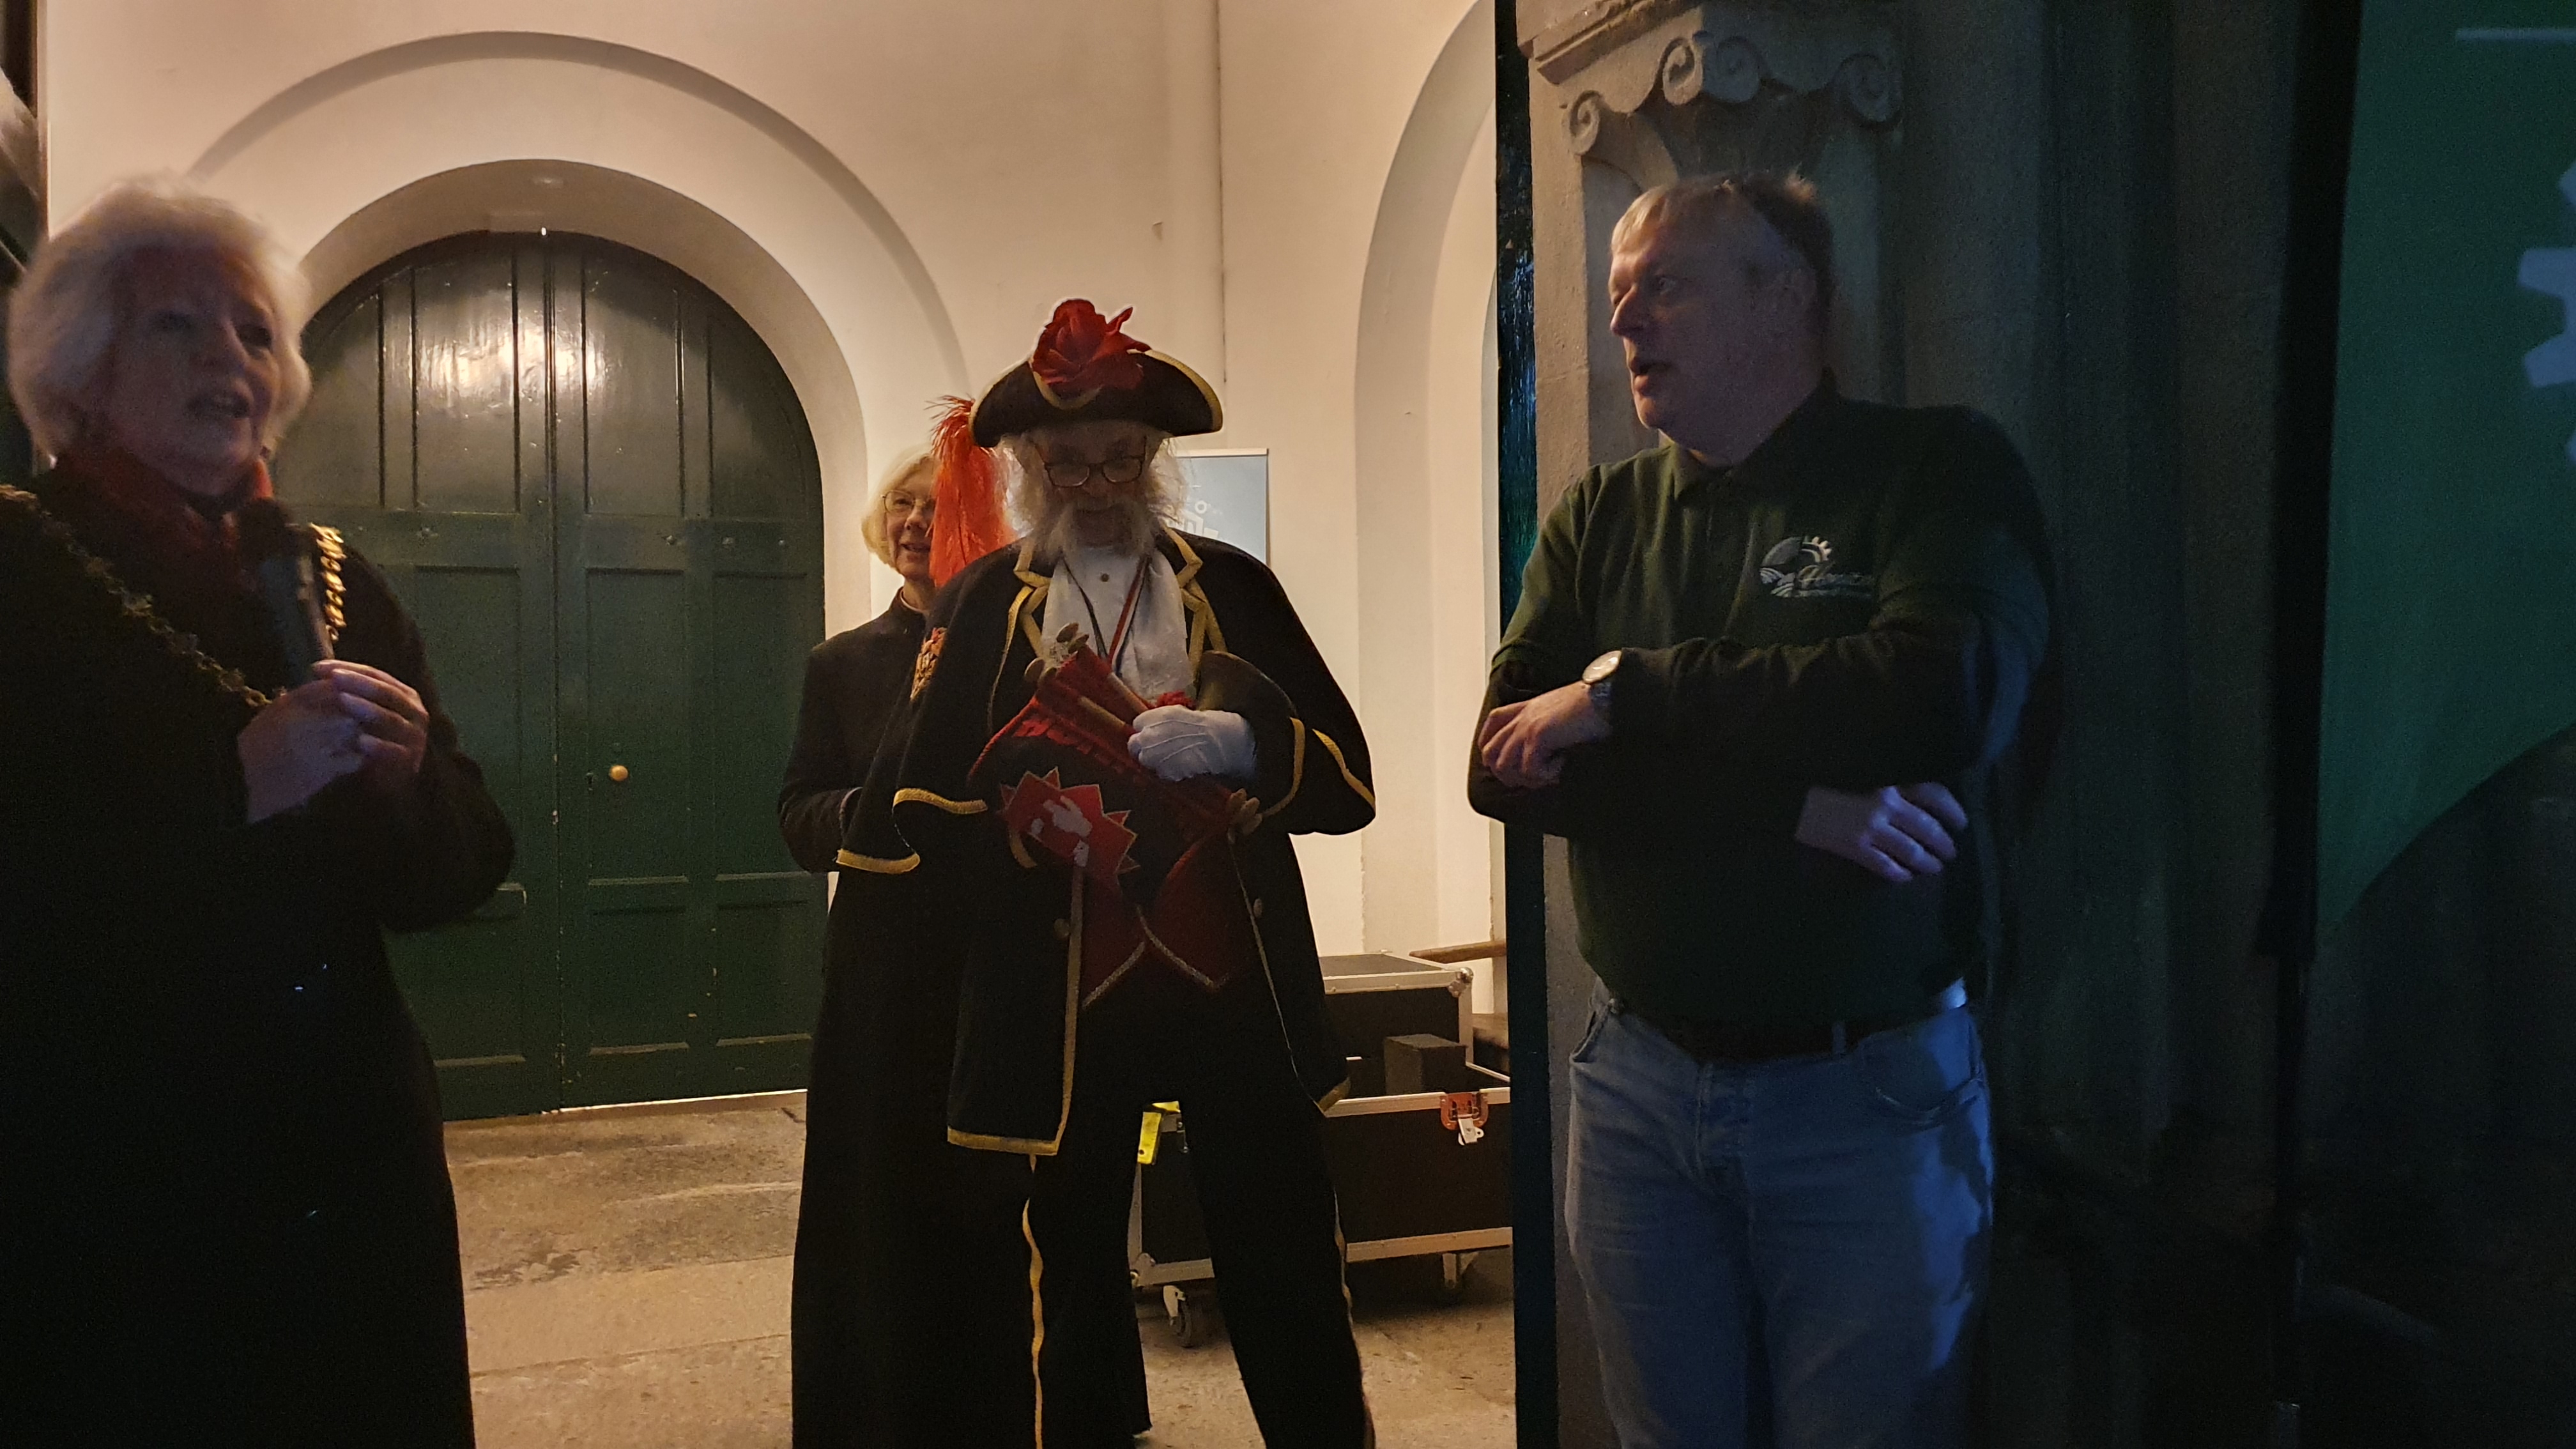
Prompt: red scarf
<box><xmin>50</xmin><ymin>445</ymin><xmax>275</xmax><ymax>597</ymax></box>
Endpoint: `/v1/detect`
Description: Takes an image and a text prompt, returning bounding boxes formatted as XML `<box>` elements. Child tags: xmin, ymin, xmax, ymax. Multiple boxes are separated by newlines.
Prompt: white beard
<box><xmin>1030</xmin><ymin>493</ymin><xmax>1160</xmax><ymax>564</ymax></box>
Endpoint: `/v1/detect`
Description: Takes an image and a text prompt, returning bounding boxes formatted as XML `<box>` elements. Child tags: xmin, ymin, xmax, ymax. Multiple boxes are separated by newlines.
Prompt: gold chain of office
<box><xmin>0</xmin><ymin>483</ymin><xmax>346</xmax><ymax>712</ymax></box>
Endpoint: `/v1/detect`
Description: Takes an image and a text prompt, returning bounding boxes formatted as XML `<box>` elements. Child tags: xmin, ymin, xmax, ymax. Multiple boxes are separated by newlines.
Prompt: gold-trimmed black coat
<box><xmin>841</xmin><ymin>529</ymin><xmax>1374</xmax><ymax>1154</ymax></box>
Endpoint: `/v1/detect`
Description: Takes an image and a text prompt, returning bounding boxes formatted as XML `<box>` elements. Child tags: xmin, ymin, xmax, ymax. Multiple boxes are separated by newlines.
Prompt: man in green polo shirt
<box><xmin>1473</xmin><ymin>172</ymin><xmax>2051</xmax><ymax>1448</ymax></box>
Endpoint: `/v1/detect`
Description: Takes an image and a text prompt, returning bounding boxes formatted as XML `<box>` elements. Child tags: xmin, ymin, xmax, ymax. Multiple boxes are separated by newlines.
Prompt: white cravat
<box><xmin>1043</xmin><ymin>540</ymin><xmax>1193</xmax><ymax>703</ymax></box>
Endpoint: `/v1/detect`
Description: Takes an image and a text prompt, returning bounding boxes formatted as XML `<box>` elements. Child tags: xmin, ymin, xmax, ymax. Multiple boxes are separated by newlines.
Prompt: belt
<box><xmin>1629</xmin><ymin>980</ymin><xmax>1967</xmax><ymax>1065</ymax></box>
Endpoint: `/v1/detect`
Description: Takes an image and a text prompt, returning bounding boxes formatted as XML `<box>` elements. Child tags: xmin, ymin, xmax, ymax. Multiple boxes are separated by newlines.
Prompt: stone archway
<box><xmin>275</xmin><ymin>231</ymin><xmax>828</xmax><ymax>1118</ymax></box>
<box><xmin>1353</xmin><ymin>0</ymin><xmax>1503</xmax><ymax>960</ymax></box>
<box><xmin>170</xmin><ymin>31</ymin><xmax>967</xmax><ymax>633</ymax></box>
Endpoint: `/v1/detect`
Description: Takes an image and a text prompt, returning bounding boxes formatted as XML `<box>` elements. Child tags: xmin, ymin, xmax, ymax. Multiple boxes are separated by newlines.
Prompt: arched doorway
<box><xmin>275</xmin><ymin>232</ymin><xmax>827</xmax><ymax>1119</ymax></box>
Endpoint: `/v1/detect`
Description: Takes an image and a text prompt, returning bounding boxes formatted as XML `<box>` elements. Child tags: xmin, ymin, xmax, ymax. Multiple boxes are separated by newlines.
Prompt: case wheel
<box><xmin>1163</xmin><ymin>1283</ymin><xmax>1216</xmax><ymax>1349</ymax></box>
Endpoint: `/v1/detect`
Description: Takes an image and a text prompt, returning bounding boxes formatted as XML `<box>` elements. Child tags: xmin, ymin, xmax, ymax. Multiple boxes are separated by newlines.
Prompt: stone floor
<box><xmin>445</xmin><ymin>1093</ymin><xmax>1515</xmax><ymax>1447</ymax></box>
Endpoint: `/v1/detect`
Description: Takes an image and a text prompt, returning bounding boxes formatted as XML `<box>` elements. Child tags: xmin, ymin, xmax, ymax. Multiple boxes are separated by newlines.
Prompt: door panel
<box><xmin>554</xmin><ymin>241</ymin><xmax>825</xmax><ymax>1107</ymax></box>
<box><xmin>694</xmin><ymin>289</ymin><xmax>827</xmax><ymax>1092</ymax></box>
<box><xmin>712</xmin><ymin>570</ymin><xmax>806</xmax><ymax>869</ymax></box>
<box><xmin>288</xmin><ymin>288</ymin><xmax>385</xmax><ymax>509</ymax></box>
<box><xmin>707</xmin><ymin>559</ymin><xmax>826</xmax><ymax>1082</ymax></box>
<box><xmin>390</xmin><ymin>562</ymin><xmax>537</xmax><ymax>1066</ymax></box>
<box><xmin>580</xmin><ymin>256</ymin><xmax>687</xmax><ymax>518</ymax></box>
<box><xmin>558</xmin><ymin>516</ymin><xmax>695</xmax><ymax>1104</ymax></box>
<box><xmin>581</xmin><ymin>880</ymin><xmax>693</xmax><ymax>1045</ymax></box>
<box><xmin>412</xmin><ymin>250</ymin><xmax>521</xmax><ymax>515</ymax></box>
<box><xmin>560</xmin><ymin>549</ymin><xmax>697</xmax><ymax>1102</ymax></box>
<box><xmin>714</xmin><ymin>884</ymin><xmax>824</xmax><ymax>1047</ymax></box>
<box><xmin>276</xmin><ymin>241</ymin><xmax>562</xmax><ymax>1122</ymax></box>
<box><xmin>578</xmin><ymin>565</ymin><xmax>692</xmax><ymax>880</ymax></box>
<box><xmin>401</xmin><ymin>565</ymin><xmax>526</xmax><ymax>815</ymax></box>
<box><xmin>275</xmin><ymin>231</ymin><xmax>824</xmax><ymax>1118</ymax></box>
<box><xmin>709</xmin><ymin>308</ymin><xmax>815</xmax><ymax>520</ymax></box>
<box><xmin>343</xmin><ymin>508</ymin><xmax>558</xmax><ymax>1123</ymax></box>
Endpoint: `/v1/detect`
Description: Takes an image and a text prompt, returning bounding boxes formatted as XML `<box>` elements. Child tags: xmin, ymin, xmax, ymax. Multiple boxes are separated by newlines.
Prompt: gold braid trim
<box><xmin>892</xmin><ymin>786</ymin><xmax>988</xmax><ymax>815</ymax></box>
<box><xmin>310</xmin><ymin>523</ymin><xmax>348</xmax><ymax>643</ymax></box>
<box><xmin>0</xmin><ymin>484</ymin><xmax>273</xmax><ymax>710</ymax></box>
<box><xmin>1312</xmin><ymin>728</ymin><xmax>1376</xmax><ymax>808</ymax></box>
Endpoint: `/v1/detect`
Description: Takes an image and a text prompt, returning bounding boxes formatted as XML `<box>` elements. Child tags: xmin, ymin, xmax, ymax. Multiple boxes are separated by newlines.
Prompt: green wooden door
<box><xmin>276</xmin><ymin>233</ymin><xmax>827</xmax><ymax>1118</ymax></box>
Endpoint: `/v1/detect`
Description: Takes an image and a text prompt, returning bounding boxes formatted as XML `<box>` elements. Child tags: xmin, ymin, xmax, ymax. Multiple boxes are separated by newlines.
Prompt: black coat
<box><xmin>843</xmin><ymin>529</ymin><xmax>1375</xmax><ymax>1154</ymax></box>
<box><xmin>788</xmin><ymin>586</ymin><xmax>1160</xmax><ymax>1447</ymax></box>
<box><xmin>0</xmin><ymin>476</ymin><xmax>512</xmax><ymax>1446</ymax></box>
<box><xmin>777</xmin><ymin>597</ymin><xmax>926</xmax><ymax>873</ymax></box>
<box><xmin>782</xmin><ymin>592</ymin><xmax>951</xmax><ymax>1445</ymax></box>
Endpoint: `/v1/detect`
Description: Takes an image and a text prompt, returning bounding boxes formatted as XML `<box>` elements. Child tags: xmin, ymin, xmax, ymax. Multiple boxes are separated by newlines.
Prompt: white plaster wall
<box><xmin>42</xmin><ymin>0</ymin><xmax>1494</xmax><ymax>960</ymax></box>
<box><xmin>1219</xmin><ymin>0</ymin><xmax>1494</xmax><ymax>956</ymax></box>
<box><xmin>1429</xmin><ymin>122</ymin><xmax>1503</xmax><ymax>980</ymax></box>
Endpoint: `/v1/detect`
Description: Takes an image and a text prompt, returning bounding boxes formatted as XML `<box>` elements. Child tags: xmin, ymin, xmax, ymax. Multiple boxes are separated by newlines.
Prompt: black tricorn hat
<box><xmin>970</xmin><ymin>300</ymin><xmax>1223</xmax><ymax>447</ymax></box>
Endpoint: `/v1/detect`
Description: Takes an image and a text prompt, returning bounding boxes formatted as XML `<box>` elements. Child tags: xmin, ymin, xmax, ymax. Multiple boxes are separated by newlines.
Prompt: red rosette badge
<box><xmin>1031</xmin><ymin>300</ymin><xmax>1153</xmax><ymax>408</ymax></box>
<box><xmin>999</xmin><ymin>769</ymin><xmax>1139</xmax><ymax>889</ymax></box>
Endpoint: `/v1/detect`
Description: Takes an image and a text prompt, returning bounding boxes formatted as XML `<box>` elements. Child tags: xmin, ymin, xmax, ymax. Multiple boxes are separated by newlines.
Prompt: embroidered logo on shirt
<box><xmin>910</xmin><ymin>626</ymin><xmax>946</xmax><ymax>700</ymax></box>
<box><xmin>1758</xmin><ymin>536</ymin><xmax>1876</xmax><ymax>600</ymax></box>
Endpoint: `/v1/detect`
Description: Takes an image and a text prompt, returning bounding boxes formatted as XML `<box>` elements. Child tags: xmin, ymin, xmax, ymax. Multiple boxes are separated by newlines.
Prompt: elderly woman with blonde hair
<box><xmin>778</xmin><ymin>447</ymin><xmax>949</xmax><ymax>1443</ymax></box>
<box><xmin>0</xmin><ymin>181</ymin><xmax>510</xmax><ymax>1444</ymax></box>
<box><xmin>776</xmin><ymin>447</ymin><xmax>942</xmax><ymax>871</ymax></box>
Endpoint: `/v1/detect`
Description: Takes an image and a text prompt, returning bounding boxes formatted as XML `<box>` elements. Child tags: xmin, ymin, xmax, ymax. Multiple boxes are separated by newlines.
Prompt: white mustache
<box><xmin>1034</xmin><ymin>493</ymin><xmax>1158</xmax><ymax>560</ymax></box>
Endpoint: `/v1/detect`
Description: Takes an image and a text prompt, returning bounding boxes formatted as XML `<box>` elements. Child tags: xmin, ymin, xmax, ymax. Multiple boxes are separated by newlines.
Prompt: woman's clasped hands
<box><xmin>237</xmin><ymin>659</ymin><xmax>430</xmax><ymax>823</ymax></box>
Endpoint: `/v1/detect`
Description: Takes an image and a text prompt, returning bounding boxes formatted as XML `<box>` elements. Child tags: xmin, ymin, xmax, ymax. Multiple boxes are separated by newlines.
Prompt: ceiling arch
<box><xmin>183</xmin><ymin>31</ymin><xmax>969</xmax><ymax>628</ymax></box>
<box><xmin>186</xmin><ymin>28</ymin><xmax>962</xmax><ymax>390</ymax></box>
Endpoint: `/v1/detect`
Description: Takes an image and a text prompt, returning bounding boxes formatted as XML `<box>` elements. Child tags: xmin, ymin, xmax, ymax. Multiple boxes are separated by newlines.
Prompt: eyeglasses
<box><xmin>1043</xmin><ymin>454</ymin><xmax>1148</xmax><ymax>489</ymax></box>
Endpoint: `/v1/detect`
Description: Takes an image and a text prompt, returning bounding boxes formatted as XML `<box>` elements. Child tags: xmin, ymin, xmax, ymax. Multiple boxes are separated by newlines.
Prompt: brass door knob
<box><xmin>608</xmin><ymin>764</ymin><xmax>631</xmax><ymax>783</ymax></box>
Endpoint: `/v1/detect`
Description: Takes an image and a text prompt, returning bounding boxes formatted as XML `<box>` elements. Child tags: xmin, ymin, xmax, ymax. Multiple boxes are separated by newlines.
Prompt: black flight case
<box><xmin>1128</xmin><ymin>952</ymin><xmax>1512</xmax><ymax>1345</ymax></box>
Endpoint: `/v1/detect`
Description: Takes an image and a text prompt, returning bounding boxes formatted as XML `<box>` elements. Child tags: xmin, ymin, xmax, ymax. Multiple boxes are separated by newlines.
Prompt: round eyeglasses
<box><xmin>1044</xmin><ymin>454</ymin><xmax>1148</xmax><ymax>489</ymax></box>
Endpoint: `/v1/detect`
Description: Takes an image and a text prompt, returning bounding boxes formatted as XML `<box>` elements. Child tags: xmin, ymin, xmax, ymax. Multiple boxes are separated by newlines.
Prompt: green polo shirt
<box><xmin>1477</xmin><ymin>379</ymin><xmax>2052</xmax><ymax>1026</ymax></box>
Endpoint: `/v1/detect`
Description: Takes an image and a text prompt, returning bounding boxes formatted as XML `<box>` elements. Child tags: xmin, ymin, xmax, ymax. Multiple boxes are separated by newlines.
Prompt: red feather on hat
<box><xmin>1031</xmin><ymin>300</ymin><xmax>1151</xmax><ymax>400</ymax></box>
<box><xmin>929</xmin><ymin>395</ymin><xmax>1012</xmax><ymax>586</ymax></box>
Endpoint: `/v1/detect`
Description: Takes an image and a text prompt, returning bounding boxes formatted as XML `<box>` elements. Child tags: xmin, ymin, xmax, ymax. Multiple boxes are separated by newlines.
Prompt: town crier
<box><xmin>839</xmin><ymin>300</ymin><xmax>1378</xmax><ymax>1447</ymax></box>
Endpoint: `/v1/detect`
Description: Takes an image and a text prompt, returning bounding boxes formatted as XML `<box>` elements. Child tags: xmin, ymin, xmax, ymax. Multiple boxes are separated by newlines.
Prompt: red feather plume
<box><xmin>1031</xmin><ymin>300</ymin><xmax>1151</xmax><ymax>399</ymax></box>
<box><xmin>929</xmin><ymin>395</ymin><xmax>1012</xmax><ymax>586</ymax></box>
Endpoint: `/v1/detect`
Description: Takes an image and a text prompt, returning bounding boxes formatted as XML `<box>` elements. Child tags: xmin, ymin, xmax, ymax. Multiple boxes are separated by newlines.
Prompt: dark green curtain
<box><xmin>2300</xmin><ymin>4</ymin><xmax>2576</xmax><ymax>1438</ymax></box>
<box><xmin>2318</xmin><ymin>1</ymin><xmax>2576</xmax><ymax>927</ymax></box>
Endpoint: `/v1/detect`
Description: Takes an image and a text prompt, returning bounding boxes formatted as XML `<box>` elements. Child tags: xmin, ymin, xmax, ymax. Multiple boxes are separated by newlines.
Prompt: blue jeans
<box><xmin>1565</xmin><ymin>982</ymin><xmax>1992</xmax><ymax>1449</ymax></box>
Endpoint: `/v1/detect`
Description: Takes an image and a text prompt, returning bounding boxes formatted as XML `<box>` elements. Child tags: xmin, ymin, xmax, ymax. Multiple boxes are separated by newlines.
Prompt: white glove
<box><xmin>1129</xmin><ymin>705</ymin><xmax>1257</xmax><ymax>782</ymax></box>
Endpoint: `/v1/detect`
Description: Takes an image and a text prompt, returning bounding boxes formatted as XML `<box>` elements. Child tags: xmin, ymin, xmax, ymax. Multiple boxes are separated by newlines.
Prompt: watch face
<box><xmin>1584</xmin><ymin>651</ymin><xmax>1620</xmax><ymax>686</ymax></box>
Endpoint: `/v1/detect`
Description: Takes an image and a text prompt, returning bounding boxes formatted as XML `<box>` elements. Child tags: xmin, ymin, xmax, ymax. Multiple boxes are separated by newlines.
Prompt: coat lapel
<box><xmin>1162</xmin><ymin>527</ymin><xmax>1227</xmax><ymax>666</ymax></box>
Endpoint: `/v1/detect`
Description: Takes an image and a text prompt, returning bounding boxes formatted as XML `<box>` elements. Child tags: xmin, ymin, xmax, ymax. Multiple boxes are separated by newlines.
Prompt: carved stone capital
<box><xmin>1538</xmin><ymin>2</ymin><xmax>1902</xmax><ymax>167</ymax></box>
<box><xmin>1519</xmin><ymin>0</ymin><xmax>1685</xmax><ymax>79</ymax></box>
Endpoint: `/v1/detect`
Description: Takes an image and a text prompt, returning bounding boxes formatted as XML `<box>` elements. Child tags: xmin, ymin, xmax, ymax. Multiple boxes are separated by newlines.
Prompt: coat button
<box><xmin>1250</xmin><ymin>898</ymin><xmax>1265</xmax><ymax>919</ymax></box>
<box><xmin>1053</xmin><ymin>919</ymin><xmax>1072</xmax><ymax>940</ymax></box>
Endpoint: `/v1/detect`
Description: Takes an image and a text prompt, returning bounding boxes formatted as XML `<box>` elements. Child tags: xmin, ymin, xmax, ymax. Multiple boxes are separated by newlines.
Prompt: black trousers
<box><xmin>1022</xmin><ymin>970</ymin><xmax>1374</xmax><ymax>1449</ymax></box>
<box><xmin>792</xmin><ymin>939</ymin><xmax>1149</xmax><ymax>1448</ymax></box>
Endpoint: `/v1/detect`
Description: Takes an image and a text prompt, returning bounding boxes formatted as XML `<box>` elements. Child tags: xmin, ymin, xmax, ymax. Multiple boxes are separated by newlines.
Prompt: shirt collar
<box><xmin>1673</xmin><ymin>370</ymin><xmax>1840</xmax><ymax>498</ymax></box>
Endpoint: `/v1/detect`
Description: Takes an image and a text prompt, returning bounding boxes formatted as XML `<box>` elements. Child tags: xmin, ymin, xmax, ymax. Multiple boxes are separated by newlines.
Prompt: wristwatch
<box><xmin>1582</xmin><ymin>649</ymin><xmax>1623</xmax><ymax>726</ymax></box>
